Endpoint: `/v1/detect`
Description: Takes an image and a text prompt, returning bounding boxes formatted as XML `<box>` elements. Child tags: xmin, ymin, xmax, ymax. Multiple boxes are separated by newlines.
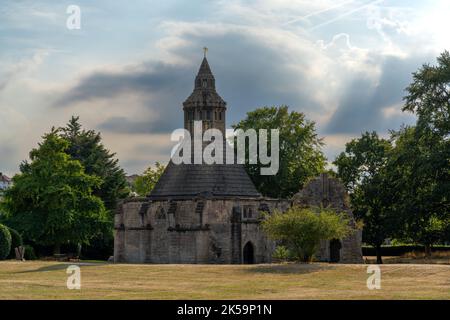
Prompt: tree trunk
<box><xmin>53</xmin><ymin>244</ymin><xmax>61</xmax><ymax>255</ymax></box>
<box><xmin>375</xmin><ymin>244</ymin><xmax>383</xmax><ymax>264</ymax></box>
<box><xmin>424</xmin><ymin>244</ymin><xmax>432</xmax><ymax>257</ymax></box>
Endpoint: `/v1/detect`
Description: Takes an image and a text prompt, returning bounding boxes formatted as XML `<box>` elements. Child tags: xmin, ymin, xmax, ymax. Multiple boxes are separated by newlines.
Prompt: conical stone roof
<box><xmin>149</xmin><ymin>55</ymin><xmax>261</xmax><ymax>199</ymax></box>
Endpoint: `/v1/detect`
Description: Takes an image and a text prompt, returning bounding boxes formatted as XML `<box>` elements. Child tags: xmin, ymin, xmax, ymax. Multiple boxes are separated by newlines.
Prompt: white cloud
<box><xmin>0</xmin><ymin>0</ymin><xmax>446</xmax><ymax>175</ymax></box>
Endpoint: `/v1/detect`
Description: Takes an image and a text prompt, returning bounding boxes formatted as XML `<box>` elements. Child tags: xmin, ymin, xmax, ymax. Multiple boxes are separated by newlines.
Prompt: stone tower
<box><xmin>149</xmin><ymin>55</ymin><xmax>260</xmax><ymax>199</ymax></box>
<box><xmin>183</xmin><ymin>56</ymin><xmax>227</xmax><ymax>136</ymax></box>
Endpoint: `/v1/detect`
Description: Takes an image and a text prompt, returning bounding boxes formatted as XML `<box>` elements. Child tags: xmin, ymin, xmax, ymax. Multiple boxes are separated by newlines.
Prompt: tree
<box><xmin>334</xmin><ymin>132</ymin><xmax>394</xmax><ymax>264</ymax></box>
<box><xmin>0</xmin><ymin>224</ymin><xmax>11</xmax><ymax>260</ymax></box>
<box><xmin>60</xmin><ymin>116</ymin><xmax>128</xmax><ymax>212</ymax></box>
<box><xmin>262</xmin><ymin>207</ymin><xmax>350</xmax><ymax>263</ymax></box>
<box><xmin>396</xmin><ymin>51</ymin><xmax>450</xmax><ymax>253</ymax></box>
<box><xmin>233</xmin><ymin>106</ymin><xmax>326</xmax><ymax>198</ymax></box>
<box><xmin>386</xmin><ymin>126</ymin><xmax>448</xmax><ymax>254</ymax></box>
<box><xmin>59</xmin><ymin>117</ymin><xmax>128</xmax><ymax>258</ymax></box>
<box><xmin>133</xmin><ymin>162</ymin><xmax>166</xmax><ymax>196</ymax></box>
<box><xmin>403</xmin><ymin>51</ymin><xmax>450</xmax><ymax>136</ymax></box>
<box><xmin>2</xmin><ymin>131</ymin><xmax>108</xmax><ymax>254</ymax></box>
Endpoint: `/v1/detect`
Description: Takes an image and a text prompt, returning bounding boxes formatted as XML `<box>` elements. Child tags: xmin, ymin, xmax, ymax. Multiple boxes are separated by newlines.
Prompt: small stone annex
<box><xmin>113</xmin><ymin>54</ymin><xmax>363</xmax><ymax>264</ymax></box>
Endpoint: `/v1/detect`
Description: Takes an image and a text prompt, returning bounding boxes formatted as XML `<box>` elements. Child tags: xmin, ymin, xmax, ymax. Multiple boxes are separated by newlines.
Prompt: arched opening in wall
<box><xmin>329</xmin><ymin>239</ymin><xmax>342</xmax><ymax>263</ymax></box>
<box><xmin>243</xmin><ymin>241</ymin><xmax>255</xmax><ymax>264</ymax></box>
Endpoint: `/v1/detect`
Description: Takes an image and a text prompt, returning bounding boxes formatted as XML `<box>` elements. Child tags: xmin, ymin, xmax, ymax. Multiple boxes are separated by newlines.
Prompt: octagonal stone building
<box><xmin>113</xmin><ymin>56</ymin><xmax>363</xmax><ymax>264</ymax></box>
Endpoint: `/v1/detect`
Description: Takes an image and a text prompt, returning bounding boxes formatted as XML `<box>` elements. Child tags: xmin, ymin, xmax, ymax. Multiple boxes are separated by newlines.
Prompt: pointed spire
<box><xmin>197</xmin><ymin>57</ymin><xmax>213</xmax><ymax>77</ymax></box>
<box><xmin>195</xmin><ymin>51</ymin><xmax>215</xmax><ymax>90</ymax></box>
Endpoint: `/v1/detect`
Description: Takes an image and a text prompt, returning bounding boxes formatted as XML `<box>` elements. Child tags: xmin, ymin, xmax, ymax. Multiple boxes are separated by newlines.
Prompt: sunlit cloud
<box><xmin>0</xmin><ymin>0</ymin><xmax>448</xmax><ymax>176</ymax></box>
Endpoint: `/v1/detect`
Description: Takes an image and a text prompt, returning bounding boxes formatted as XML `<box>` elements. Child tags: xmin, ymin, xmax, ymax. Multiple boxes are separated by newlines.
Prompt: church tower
<box><xmin>183</xmin><ymin>49</ymin><xmax>227</xmax><ymax>136</ymax></box>
<box><xmin>148</xmin><ymin>51</ymin><xmax>261</xmax><ymax>199</ymax></box>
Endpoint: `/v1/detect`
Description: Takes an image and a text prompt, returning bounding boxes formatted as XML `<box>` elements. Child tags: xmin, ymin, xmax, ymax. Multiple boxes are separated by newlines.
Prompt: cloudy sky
<box><xmin>1</xmin><ymin>0</ymin><xmax>449</xmax><ymax>176</ymax></box>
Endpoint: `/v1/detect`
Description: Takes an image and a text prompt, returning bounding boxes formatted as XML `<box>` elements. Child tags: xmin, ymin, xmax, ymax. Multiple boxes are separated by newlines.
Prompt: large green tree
<box><xmin>334</xmin><ymin>132</ymin><xmax>394</xmax><ymax>263</ymax></box>
<box><xmin>233</xmin><ymin>106</ymin><xmax>326</xmax><ymax>198</ymax></box>
<box><xmin>386</xmin><ymin>125</ymin><xmax>449</xmax><ymax>253</ymax></box>
<box><xmin>394</xmin><ymin>51</ymin><xmax>450</xmax><ymax>253</ymax></box>
<box><xmin>60</xmin><ymin>116</ymin><xmax>128</xmax><ymax>212</ymax></box>
<box><xmin>57</xmin><ymin>117</ymin><xmax>128</xmax><ymax>258</ymax></box>
<box><xmin>3</xmin><ymin>131</ymin><xmax>108</xmax><ymax>254</ymax></box>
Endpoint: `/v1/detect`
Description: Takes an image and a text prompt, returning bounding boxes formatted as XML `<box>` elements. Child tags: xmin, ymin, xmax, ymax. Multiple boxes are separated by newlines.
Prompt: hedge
<box><xmin>23</xmin><ymin>245</ymin><xmax>37</xmax><ymax>260</ymax></box>
<box><xmin>0</xmin><ymin>224</ymin><xmax>12</xmax><ymax>260</ymax></box>
<box><xmin>362</xmin><ymin>245</ymin><xmax>450</xmax><ymax>256</ymax></box>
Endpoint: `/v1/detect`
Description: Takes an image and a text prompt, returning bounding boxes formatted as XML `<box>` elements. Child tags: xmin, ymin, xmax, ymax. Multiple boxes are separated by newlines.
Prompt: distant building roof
<box><xmin>0</xmin><ymin>173</ymin><xmax>11</xmax><ymax>183</ymax></box>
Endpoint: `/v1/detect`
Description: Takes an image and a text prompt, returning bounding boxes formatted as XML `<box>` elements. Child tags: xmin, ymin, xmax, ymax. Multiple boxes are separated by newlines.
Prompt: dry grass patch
<box><xmin>0</xmin><ymin>261</ymin><xmax>448</xmax><ymax>300</ymax></box>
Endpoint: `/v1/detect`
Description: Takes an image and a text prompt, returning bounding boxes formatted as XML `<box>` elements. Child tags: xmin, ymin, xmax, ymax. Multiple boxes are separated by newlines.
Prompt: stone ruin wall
<box><xmin>292</xmin><ymin>173</ymin><xmax>363</xmax><ymax>263</ymax></box>
<box><xmin>114</xmin><ymin>173</ymin><xmax>363</xmax><ymax>264</ymax></box>
<box><xmin>114</xmin><ymin>197</ymin><xmax>290</xmax><ymax>264</ymax></box>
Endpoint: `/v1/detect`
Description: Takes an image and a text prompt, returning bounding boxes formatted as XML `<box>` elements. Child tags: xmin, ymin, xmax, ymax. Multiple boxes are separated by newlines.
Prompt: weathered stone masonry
<box><xmin>114</xmin><ymin>197</ymin><xmax>290</xmax><ymax>264</ymax></box>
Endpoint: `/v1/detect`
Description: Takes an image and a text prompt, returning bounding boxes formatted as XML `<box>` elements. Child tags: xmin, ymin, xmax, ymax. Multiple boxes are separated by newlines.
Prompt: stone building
<box><xmin>293</xmin><ymin>173</ymin><xmax>363</xmax><ymax>263</ymax></box>
<box><xmin>114</xmin><ymin>55</ymin><xmax>363</xmax><ymax>264</ymax></box>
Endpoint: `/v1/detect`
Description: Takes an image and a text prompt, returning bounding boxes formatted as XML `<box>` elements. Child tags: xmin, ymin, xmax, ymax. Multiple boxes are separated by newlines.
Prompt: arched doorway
<box><xmin>329</xmin><ymin>239</ymin><xmax>342</xmax><ymax>263</ymax></box>
<box><xmin>243</xmin><ymin>241</ymin><xmax>255</xmax><ymax>264</ymax></box>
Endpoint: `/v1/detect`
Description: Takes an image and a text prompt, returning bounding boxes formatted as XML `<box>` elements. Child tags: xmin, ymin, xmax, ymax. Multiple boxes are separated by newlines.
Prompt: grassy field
<box><xmin>0</xmin><ymin>261</ymin><xmax>449</xmax><ymax>300</ymax></box>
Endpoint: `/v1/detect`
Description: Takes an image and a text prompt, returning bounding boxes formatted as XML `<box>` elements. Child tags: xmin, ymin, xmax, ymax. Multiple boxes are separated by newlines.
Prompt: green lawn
<box><xmin>0</xmin><ymin>261</ymin><xmax>449</xmax><ymax>299</ymax></box>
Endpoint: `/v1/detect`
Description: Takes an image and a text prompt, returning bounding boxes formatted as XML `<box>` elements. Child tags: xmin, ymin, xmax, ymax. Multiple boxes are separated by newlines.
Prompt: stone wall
<box><xmin>114</xmin><ymin>173</ymin><xmax>363</xmax><ymax>264</ymax></box>
<box><xmin>292</xmin><ymin>173</ymin><xmax>363</xmax><ymax>263</ymax></box>
<box><xmin>114</xmin><ymin>197</ymin><xmax>290</xmax><ymax>264</ymax></box>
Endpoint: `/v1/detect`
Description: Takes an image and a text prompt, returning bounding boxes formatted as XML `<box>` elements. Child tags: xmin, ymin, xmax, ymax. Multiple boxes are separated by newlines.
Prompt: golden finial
<box><xmin>203</xmin><ymin>46</ymin><xmax>208</xmax><ymax>58</ymax></box>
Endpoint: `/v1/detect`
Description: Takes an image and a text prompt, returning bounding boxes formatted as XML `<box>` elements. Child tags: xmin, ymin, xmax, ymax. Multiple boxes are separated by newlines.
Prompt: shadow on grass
<box><xmin>16</xmin><ymin>262</ymin><xmax>108</xmax><ymax>274</ymax></box>
<box><xmin>244</xmin><ymin>263</ymin><xmax>336</xmax><ymax>275</ymax></box>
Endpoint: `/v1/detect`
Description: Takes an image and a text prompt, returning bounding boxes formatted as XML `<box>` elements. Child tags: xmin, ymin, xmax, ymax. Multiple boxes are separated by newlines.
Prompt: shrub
<box><xmin>23</xmin><ymin>245</ymin><xmax>37</xmax><ymax>260</ymax></box>
<box><xmin>262</xmin><ymin>207</ymin><xmax>351</xmax><ymax>263</ymax></box>
<box><xmin>0</xmin><ymin>224</ymin><xmax>12</xmax><ymax>260</ymax></box>
<box><xmin>7</xmin><ymin>227</ymin><xmax>23</xmax><ymax>259</ymax></box>
<box><xmin>272</xmin><ymin>245</ymin><xmax>291</xmax><ymax>262</ymax></box>
<box><xmin>80</xmin><ymin>231</ymin><xmax>114</xmax><ymax>260</ymax></box>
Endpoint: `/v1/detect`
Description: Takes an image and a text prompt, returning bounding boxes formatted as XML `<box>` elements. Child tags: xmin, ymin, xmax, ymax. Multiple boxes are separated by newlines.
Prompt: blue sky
<box><xmin>1</xmin><ymin>0</ymin><xmax>449</xmax><ymax>175</ymax></box>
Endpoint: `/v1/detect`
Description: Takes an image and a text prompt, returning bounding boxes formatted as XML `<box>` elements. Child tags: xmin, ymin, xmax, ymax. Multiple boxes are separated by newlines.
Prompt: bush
<box><xmin>81</xmin><ymin>232</ymin><xmax>114</xmax><ymax>260</ymax></box>
<box><xmin>23</xmin><ymin>245</ymin><xmax>37</xmax><ymax>260</ymax></box>
<box><xmin>0</xmin><ymin>224</ymin><xmax>12</xmax><ymax>260</ymax></box>
<box><xmin>272</xmin><ymin>245</ymin><xmax>291</xmax><ymax>262</ymax></box>
<box><xmin>262</xmin><ymin>207</ymin><xmax>351</xmax><ymax>263</ymax></box>
<box><xmin>7</xmin><ymin>227</ymin><xmax>23</xmax><ymax>259</ymax></box>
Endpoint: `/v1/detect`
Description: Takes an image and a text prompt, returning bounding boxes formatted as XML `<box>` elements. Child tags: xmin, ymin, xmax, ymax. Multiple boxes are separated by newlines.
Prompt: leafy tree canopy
<box><xmin>2</xmin><ymin>130</ymin><xmax>109</xmax><ymax>253</ymax></box>
<box><xmin>394</xmin><ymin>51</ymin><xmax>450</xmax><ymax>251</ymax></box>
<box><xmin>133</xmin><ymin>162</ymin><xmax>166</xmax><ymax>196</ymax></box>
<box><xmin>233</xmin><ymin>106</ymin><xmax>326</xmax><ymax>198</ymax></box>
<box><xmin>333</xmin><ymin>131</ymin><xmax>394</xmax><ymax>263</ymax></box>
<box><xmin>403</xmin><ymin>50</ymin><xmax>450</xmax><ymax>136</ymax></box>
<box><xmin>60</xmin><ymin>116</ymin><xmax>128</xmax><ymax>212</ymax></box>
